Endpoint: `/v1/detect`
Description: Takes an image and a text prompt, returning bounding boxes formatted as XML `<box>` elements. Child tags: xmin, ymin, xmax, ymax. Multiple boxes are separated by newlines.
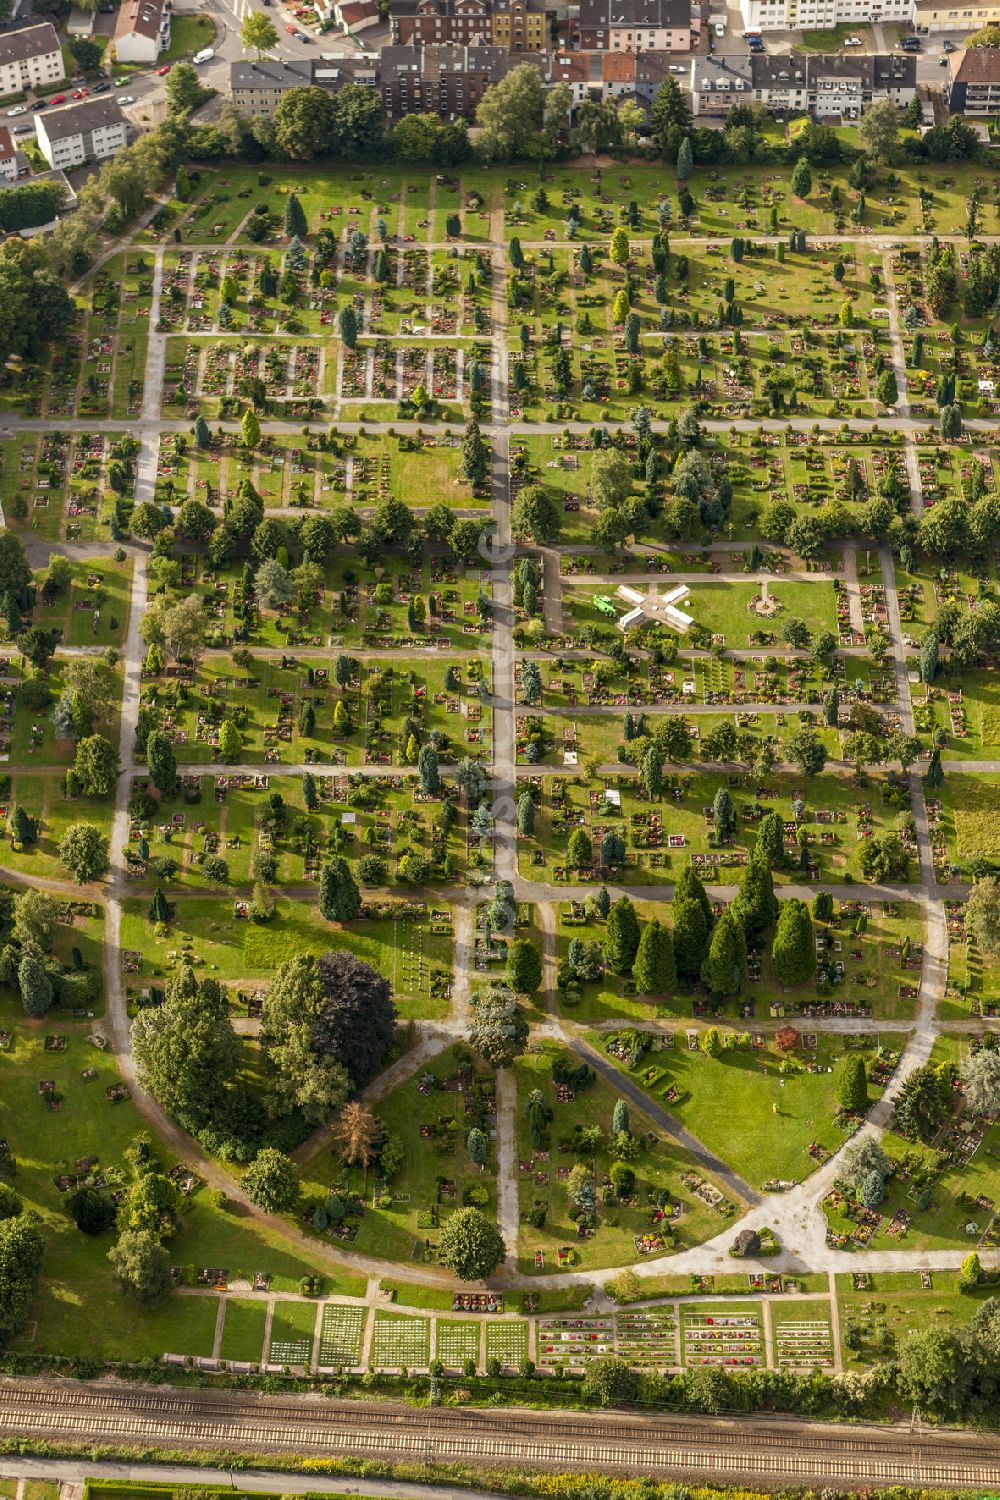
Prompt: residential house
<box><xmin>739</xmin><ymin>0</ymin><xmax>909</xmax><ymax>33</ymax></box>
<box><xmin>947</xmin><ymin>46</ymin><xmax>1000</xmax><ymax>113</ymax></box>
<box><xmin>0</xmin><ymin>22</ymin><xmax>64</xmax><ymax>97</ymax></box>
<box><xmin>689</xmin><ymin>52</ymin><xmax>753</xmax><ymax>115</ymax></box>
<box><xmin>915</xmin><ymin>0</ymin><xmax>1000</xmax><ymax>30</ymax></box>
<box><xmin>330</xmin><ymin>0</ymin><xmax>382</xmax><ymax>34</ymax></box>
<box><xmin>113</xmin><ymin>0</ymin><xmax>171</xmax><ymax>63</ymax></box>
<box><xmin>546</xmin><ymin>48</ymin><xmax>596</xmax><ymax>103</ymax></box>
<box><xmin>806</xmin><ymin>52</ymin><xmax>915</xmax><ymax>117</ymax></box>
<box><xmin>578</xmin><ymin>0</ymin><xmax>696</xmax><ymax>52</ymax></box>
<box><xmin>491</xmin><ymin>0</ymin><xmax>547</xmax><ymax>51</ymax></box>
<box><xmin>0</xmin><ymin>125</ymin><xmax>18</xmax><ymax>183</ymax></box>
<box><xmin>34</xmin><ymin>96</ymin><xmax>128</xmax><ymax>169</ymax></box>
<box><xmin>380</xmin><ymin>42</ymin><xmax>532</xmax><ymax>117</ymax></box>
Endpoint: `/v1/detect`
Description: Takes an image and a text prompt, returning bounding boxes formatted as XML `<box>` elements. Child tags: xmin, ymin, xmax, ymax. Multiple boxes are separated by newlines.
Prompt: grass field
<box><xmin>602</xmin><ymin>1028</ymin><xmax>906</xmax><ymax>1189</ymax></box>
<box><xmin>218</xmin><ymin>1296</ymin><xmax>268</xmax><ymax>1363</ymax></box>
<box><xmin>512</xmin><ymin>1043</ymin><xmax>743</xmax><ymax>1275</ymax></box>
<box><xmin>836</xmin><ymin>1269</ymin><xmax>993</xmax><ymax>1365</ymax></box>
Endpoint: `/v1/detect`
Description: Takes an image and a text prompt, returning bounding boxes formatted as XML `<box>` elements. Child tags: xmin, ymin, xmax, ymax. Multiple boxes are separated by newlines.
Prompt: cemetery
<box><xmin>513</xmin><ymin>1043</ymin><xmax>740</xmax><ymax>1272</ymax></box>
<box><xmin>0</xmin><ymin>147</ymin><xmax>999</xmax><ymax>1405</ymax></box>
<box><xmin>604</xmin><ymin>1026</ymin><xmax>906</xmax><ymax>1188</ymax></box>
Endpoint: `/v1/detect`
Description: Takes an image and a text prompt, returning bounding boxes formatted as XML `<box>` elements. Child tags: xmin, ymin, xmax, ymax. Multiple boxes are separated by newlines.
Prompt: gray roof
<box><xmin>230</xmin><ymin>58</ymin><xmax>314</xmax><ymax>90</ymax></box>
<box><xmin>314</xmin><ymin>57</ymin><xmax>377</xmax><ymax>85</ymax></box>
<box><xmin>808</xmin><ymin>52</ymin><xmax>915</xmax><ymax>86</ymax></box>
<box><xmin>380</xmin><ymin>40</ymin><xmax>517</xmax><ymax>81</ymax></box>
<box><xmin>37</xmin><ymin>96</ymin><xmax>126</xmax><ymax>142</ymax></box>
<box><xmin>634</xmin><ymin>51</ymin><xmax>677</xmax><ymax>84</ymax></box>
<box><xmin>579</xmin><ymin>0</ymin><xmax>691</xmax><ymax>28</ymax></box>
<box><xmin>0</xmin><ymin>21</ymin><xmax>60</xmax><ymax>66</ymax></box>
<box><xmin>750</xmin><ymin>50</ymin><xmax>807</xmax><ymax>88</ymax></box>
<box><xmin>693</xmin><ymin>52</ymin><xmax>752</xmax><ymax>88</ymax></box>
<box><xmin>751</xmin><ymin>49</ymin><xmax>914</xmax><ymax>91</ymax></box>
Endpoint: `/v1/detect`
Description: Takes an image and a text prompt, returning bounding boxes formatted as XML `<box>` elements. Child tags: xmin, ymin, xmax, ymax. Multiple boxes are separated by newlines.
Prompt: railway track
<box><xmin>2</xmin><ymin>1380</ymin><xmax>1000</xmax><ymax>1488</ymax></box>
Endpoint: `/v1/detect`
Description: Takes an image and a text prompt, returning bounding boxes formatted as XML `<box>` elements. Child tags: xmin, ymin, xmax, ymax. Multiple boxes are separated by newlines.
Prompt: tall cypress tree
<box><xmin>701</xmin><ymin>909</ymin><xmax>746</xmax><ymax>998</ymax></box>
<box><xmin>733</xmin><ymin>851</ymin><xmax>777</xmax><ymax>937</ymax></box>
<box><xmin>771</xmin><ymin>899</ymin><xmax>815</xmax><ymax>986</ymax></box>
<box><xmin>632</xmin><ymin>919</ymin><xmax>676</xmax><ymax>996</ymax></box>
<box><xmin>672</xmin><ymin>897</ymin><xmax>708</xmax><ymax>983</ymax></box>
<box><xmin>604</xmin><ymin>896</ymin><xmax>641</xmax><ymax>975</ymax></box>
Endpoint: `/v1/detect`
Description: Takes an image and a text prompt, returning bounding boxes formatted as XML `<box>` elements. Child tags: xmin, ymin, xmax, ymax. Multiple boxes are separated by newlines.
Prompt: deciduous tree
<box><xmin>438</xmin><ymin>1206</ymin><xmax>505</xmax><ymax>1279</ymax></box>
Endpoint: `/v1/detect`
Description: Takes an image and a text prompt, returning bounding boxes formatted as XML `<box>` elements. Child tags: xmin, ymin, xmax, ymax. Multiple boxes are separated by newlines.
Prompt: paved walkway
<box><xmin>1</xmin><ymin>194</ymin><xmax>992</xmax><ymax>1310</ymax></box>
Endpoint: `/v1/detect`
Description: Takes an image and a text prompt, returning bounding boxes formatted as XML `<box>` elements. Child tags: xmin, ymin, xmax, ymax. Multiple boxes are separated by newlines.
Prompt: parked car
<box><xmin>6</xmin><ymin>104</ymin><xmax>26</xmax><ymax>116</ymax></box>
<box><xmin>943</xmin><ymin>38</ymin><xmax>956</xmax><ymax>49</ymax></box>
<box><xmin>844</xmin><ymin>35</ymin><xmax>862</xmax><ymax>44</ymax></box>
<box><xmin>117</xmin><ymin>94</ymin><xmax>135</xmax><ymax>104</ymax></box>
<box><xmin>92</xmin><ymin>81</ymin><xmax>111</xmax><ymax>93</ymax></box>
<box><xmin>156</xmin><ymin>63</ymin><xmax>170</xmax><ymax>74</ymax></box>
<box><xmin>48</xmin><ymin>93</ymin><xmax>65</xmax><ymax>105</ymax></box>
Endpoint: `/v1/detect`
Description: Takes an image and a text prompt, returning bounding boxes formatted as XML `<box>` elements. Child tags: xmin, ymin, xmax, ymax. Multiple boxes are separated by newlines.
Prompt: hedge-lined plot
<box><xmin>536</xmin><ymin>1316</ymin><xmax>613</xmax><ymax>1370</ymax></box>
<box><xmin>485</xmin><ymin>1319</ymin><xmax>529</xmax><ymax>1368</ymax></box>
<box><xmin>318</xmin><ymin>1303</ymin><xmax>366</xmax><ymax>1367</ymax></box>
<box><xmin>266</xmin><ymin>1299</ymin><xmax>316</xmax><ymax>1366</ymax></box>
<box><xmin>435</xmin><ymin>1318</ymin><xmax>481</xmax><ymax>1368</ymax></box>
<box><xmin>681</xmin><ymin>1304</ymin><xmax>764</xmax><ymax>1367</ymax></box>
<box><xmin>616</xmin><ymin>1308</ymin><xmax>679</xmax><ymax>1370</ymax></box>
<box><xmin>773</xmin><ymin>1302</ymin><xmax>835</xmax><ymax>1369</ymax></box>
<box><xmin>371</xmin><ymin>1312</ymin><xmax>430</xmax><ymax>1369</ymax></box>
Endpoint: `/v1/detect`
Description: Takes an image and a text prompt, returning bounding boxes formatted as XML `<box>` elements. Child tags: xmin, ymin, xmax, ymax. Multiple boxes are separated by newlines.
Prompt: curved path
<box><xmin>3</xmin><ymin>191</ymin><xmax>992</xmax><ymax>1310</ymax></box>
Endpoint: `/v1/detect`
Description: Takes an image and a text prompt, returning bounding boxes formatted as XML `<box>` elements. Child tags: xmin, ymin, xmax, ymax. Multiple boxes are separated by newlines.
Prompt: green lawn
<box><xmin>836</xmin><ymin>1269</ymin><xmax>994</xmax><ymax>1366</ymax></box>
<box><xmin>121</xmin><ymin>897</ymin><xmax>452</xmax><ymax>1018</ymax></box>
<box><xmin>512</xmin><ymin>1043</ymin><xmax>745</xmax><ymax>1275</ymax></box>
<box><xmin>601</xmin><ymin>1028</ymin><xmax>906</xmax><ymax>1190</ymax></box>
<box><xmin>163</xmin><ymin>14</ymin><xmax>216</xmax><ymax>60</ymax></box>
<box><xmin>218</xmin><ymin>1295</ymin><xmax>268</xmax><ymax>1364</ymax></box>
<box><xmin>298</xmin><ymin>1043</ymin><xmax>497</xmax><ymax>1267</ymax></box>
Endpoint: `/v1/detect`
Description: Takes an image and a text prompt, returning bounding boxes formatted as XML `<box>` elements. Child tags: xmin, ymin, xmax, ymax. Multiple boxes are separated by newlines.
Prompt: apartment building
<box><xmin>380</xmin><ymin>42</ymin><xmax>533</xmax><ymax>117</ymax></box>
<box><xmin>230</xmin><ymin>58</ymin><xmax>314</xmax><ymax>117</ymax></box>
<box><xmin>230</xmin><ymin>55</ymin><xmax>377</xmax><ymax>114</ymax></box>
<box><xmin>0</xmin><ymin>23</ymin><xmax>64</xmax><ymax>97</ymax></box>
<box><xmin>948</xmin><ymin>46</ymin><xmax>1000</xmax><ymax>112</ymax></box>
<box><xmin>578</xmin><ymin>0</ymin><xmax>696</xmax><ymax>51</ymax></box>
<box><xmin>388</xmin><ymin>0</ymin><xmax>546</xmax><ymax>49</ymax></box>
<box><xmin>915</xmin><ymin>0</ymin><xmax>1000</xmax><ymax>29</ymax></box>
<box><xmin>113</xmin><ymin>0</ymin><xmax>171</xmax><ymax>63</ymax></box>
<box><xmin>34</xmin><ymin>96</ymin><xmax>127</xmax><ymax>169</ymax></box>
<box><xmin>739</xmin><ymin>0</ymin><xmax>909</xmax><ymax>33</ymax></box>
